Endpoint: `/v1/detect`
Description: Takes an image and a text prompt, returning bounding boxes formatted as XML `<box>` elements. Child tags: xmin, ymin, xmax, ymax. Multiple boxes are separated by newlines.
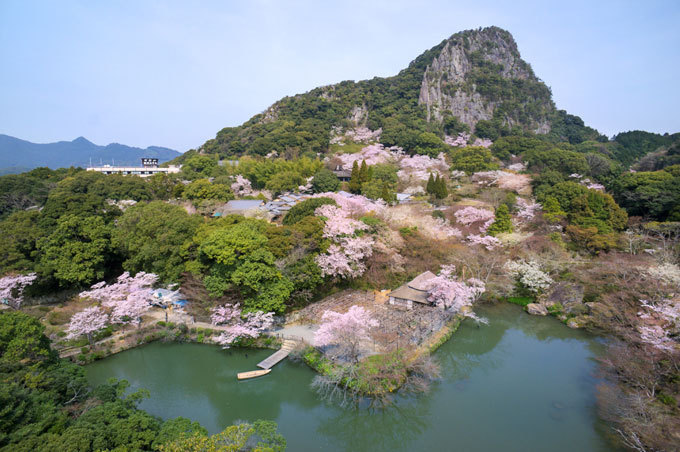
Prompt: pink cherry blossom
<box><xmin>314</xmin><ymin>305</ymin><xmax>378</xmax><ymax>362</ymax></box>
<box><xmin>66</xmin><ymin>306</ymin><xmax>109</xmax><ymax>343</ymax></box>
<box><xmin>454</xmin><ymin>206</ymin><xmax>495</xmax><ymax>227</ymax></box>
<box><xmin>426</xmin><ymin>266</ymin><xmax>486</xmax><ymax>313</ymax></box>
<box><xmin>397</xmin><ymin>153</ymin><xmax>450</xmax><ymax>182</ymax></box>
<box><xmin>336</xmin><ymin>143</ymin><xmax>395</xmax><ymax>170</ymax></box>
<box><xmin>472</xmin><ymin>137</ymin><xmax>493</xmax><ymax>148</ymax></box>
<box><xmin>466</xmin><ymin>234</ymin><xmax>501</xmax><ymax>250</ymax></box>
<box><xmin>0</xmin><ymin>273</ymin><xmax>37</xmax><ymax>309</ymax></box>
<box><xmin>79</xmin><ymin>272</ymin><xmax>158</xmax><ymax>325</ymax></box>
<box><xmin>516</xmin><ymin>198</ymin><xmax>542</xmax><ymax>221</ymax></box>
<box><xmin>444</xmin><ymin>133</ymin><xmax>470</xmax><ymax>147</ymax></box>
<box><xmin>312</xmin><ymin>192</ymin><xmax>385</xmax><ymax>217</ymax></box>
<box><xmin>230</xmin><ymin>175</ymin><xmax>253</xmax><ymax>197</ymax></box>
<box><xmin>211</xmin><ymin>303</ymin><xmax>274</xmax><ymax>348</ymax></box>
<box><xmin>315</xmin><ymin>204</ymin><xmax>368</xmax><ymax>238</ymax></box>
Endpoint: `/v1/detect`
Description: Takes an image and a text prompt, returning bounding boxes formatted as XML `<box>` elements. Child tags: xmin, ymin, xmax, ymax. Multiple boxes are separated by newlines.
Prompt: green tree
<box><xmin>0</xmin><ymin>211</ymin><xmax>44</xmax><ymax>274</ymax></box>
<box><xmin>359</xmin><ymin>160</ymin><xmax>369</xmax><ymax>184</ymax></box>
<box><xmin>311</xmin><ymin>168</ymin><xmax>340</xmax><ymax>193</ymax></box>
<box><xmin>158</xmin><ymin>420</ymin><xmax>286</xmax><ymax>452</ymax></box>
<box><xmin>36</xmin><ymin>215</ymin><xmax>112</xmax><ymax>287</ymax></box>
<box><xmin>349</xmin><ymin>161</ymin><xmax>361</xmax><ymax>194</ymax></box>
<box><xmin>426</xmin><ymin>173</ymin><xmax>435</xmax><ymax>194</ymax></box>
<box><xmin>487</xmin><ymin>204</ymin><xmax>513</xmax><ymax>236</ymax></box>
<box><xmin>181</xmin><ymin>154</ymin><xmax>218</xmax><ymax>180</ymax></box>
<box><xmin>414</xmin><ymin>131</ymin><xmax>446</xmax><ymax>157</ymax></box>
<box><xmin>113</xmin><ymin>202</ymin><xmax>202</xmax><ymax>283</ymax></box>
<box><xmin>148</xmin><ymin>172</ymin><xmax>177</xmax><ymax>200</ymax></box>
<box><xmin>199</xmin><ymin>222</ymin><xmax>293</xmax><ymax>313</ymax></box>
<box><xmin>282</xmin><ymin>197</ymin><xmax>336</xmax><ymax>225</ymax></box>
<box><xmin>435</xmin><ymin>175</ymin><xmax>448</xmax><ymax>199</ymax></box>
<box><xmin>265</xmin><ymin>170</ymin><xmax>305</xmax><ymax>195</ymax></box>
<box><xmin>183</xmin><ymin>179</ymin><xmax>234</xmax><ymax>201</ymax></box>
<box><xmin>449</xmin><ymin>146</ymin><xmax>499</xmax><ymax>174</ymax></box>
<box><xmin>380</xmin><ymin>182</ymin><xmax>397</xmax><ymax>204</ymax></box>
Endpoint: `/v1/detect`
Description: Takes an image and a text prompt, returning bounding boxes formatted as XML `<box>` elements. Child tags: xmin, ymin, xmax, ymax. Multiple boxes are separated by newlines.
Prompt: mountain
<box><xmin>0</xmin><ymin>135</ymin><xmax>181</xmax><ymax>174</ymax></box>
<box><xmin>196</xmin><ymin>26</ymin><xmax>603</xmax><ymax>161</ymax></box>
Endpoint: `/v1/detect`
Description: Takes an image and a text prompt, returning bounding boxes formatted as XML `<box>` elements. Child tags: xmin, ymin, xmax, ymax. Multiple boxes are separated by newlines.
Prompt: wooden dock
<box><xmin>257</xmin><ymin>340</ymin><xmax>297</xmax><ymax>369</ymax></box>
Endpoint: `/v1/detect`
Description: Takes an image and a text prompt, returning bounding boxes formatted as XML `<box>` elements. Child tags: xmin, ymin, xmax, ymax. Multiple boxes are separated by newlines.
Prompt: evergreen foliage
<box><xmin>487</xmin><ymin>204</ymin><xmax>513</xmax><ymax>236</ymax></box>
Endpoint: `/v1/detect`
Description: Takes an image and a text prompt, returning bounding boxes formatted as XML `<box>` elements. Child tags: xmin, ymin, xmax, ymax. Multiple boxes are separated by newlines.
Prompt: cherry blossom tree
<box><xmin>314</xmin><ymin>305</ymin><xmax>379</xmax><ymax>362</ymax></box>
<box><xmin>466</xmin><ymin>234</ymin><xmax>501</xmax><ymax>250</ymax></box>
<box><xmin>312</xmin><ymin>192</ymin><xmax>385</xmax><ymax>217</ymax></box>
<box><xmin>336</xmin><ymin>143</ymin><xmax>395</xmax><ymax>170</ymax></box>
<box><xmin>444</xmin><ymin>133</ymin><xmax>470</xmax><ymax>147</ymax></box>
<box><xmin>636</xmin><ymin>288</ymin><xmax>679</xmax><ymax>351</ymax></box>
<box><xmin>316</xmin><ymin>236</ymin><xmax>374</xmax><ymax>278</ymax></box>
<box><xmin>472</xmin><ymin>137</ymin><xmax>493</xmax><ymax>148</ymax></box>
<box><xmin>230</xmin><ymin>175</ymin><xmax>253</xmax><ymax>197</ymax></box>
<box><xmin>79</xmin><ymin>272</ymin><xmax>158</xmax><ymax>326</ymax></box>
<box><xmin>505</xmin><ymin>260</ymin><xmax>553</xmax><ymax>294</ymax></box>
<box><xmin>454</xmin><ymin>206</ymin><xmax>495</xmax><ymax>227</ymax></box>
<box><xmin>66</xmin><ymin>306</ymin><xmax>109</xmax><ymax>346</ymax></box>
<box><xmin>210</xmin><ymin>303</ymin><xmax>274</xmax><ymax>348</ymax></box>
<box><xmin>397</xmin><ymin>153</ymin><xmax>449</xmax><ymax>182</ymax></box>
<box><xmin>515</xmin><ymin>198</ymin><xmax>542</xmax><ymax>221</ymax></box>
<box><xmin>426</xmin><ymin>265</ymin><xmax>486</xmax><ymax>317</ymax></box>
<box><xmin>472</xmin><ymin>170</ymin><xmax>530</xmax><ymax>192</ymax></box>
<box><xmin>314</xmin><ymin>204</ymin><xmax>375</xmax><ymax>278</ymax></box>
<box><xmin>0</xmin><ymin>273</ymin><xmax>37</xmax><ymax>309</ymax></box>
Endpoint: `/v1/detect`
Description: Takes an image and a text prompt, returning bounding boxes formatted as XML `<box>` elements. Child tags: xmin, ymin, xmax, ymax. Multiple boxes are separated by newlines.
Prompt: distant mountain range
<box><xmin>0</xmin><ymin>134</ymin><xmax>182</xmax><ymax>175</ymax></box>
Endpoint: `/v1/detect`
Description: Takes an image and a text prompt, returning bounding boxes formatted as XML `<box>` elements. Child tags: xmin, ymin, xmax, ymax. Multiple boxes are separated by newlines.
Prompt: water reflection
<box><xmin>86</xmin><ymin>304</ymin><xmax>616</xmax><ymax>452</ymax></box>
<box><xmin>316</xmin><ymin>396</ymin><xmax>433</xmax><ymax>452</ymax></box>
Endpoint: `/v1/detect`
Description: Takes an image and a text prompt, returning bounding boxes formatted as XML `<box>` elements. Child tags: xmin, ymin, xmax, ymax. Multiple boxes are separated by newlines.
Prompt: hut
<box><xmin>387</xmin><ymin>271</ymin><xmax>437</xmax><ymax>309</ymax></box>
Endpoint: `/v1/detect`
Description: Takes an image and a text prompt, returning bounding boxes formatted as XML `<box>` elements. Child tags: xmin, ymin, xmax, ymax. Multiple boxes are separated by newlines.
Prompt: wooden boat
<box><xmin>237</xmin><ymin>369</ymin><xmax>271</xmax><ymax>380</ymax></box>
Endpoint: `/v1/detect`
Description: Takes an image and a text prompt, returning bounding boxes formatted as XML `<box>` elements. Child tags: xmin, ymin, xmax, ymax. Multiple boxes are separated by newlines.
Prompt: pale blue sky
<box><xmin>1</xmin><ymin>0</ymin><xmax>678</xmax><ymax>151</ymax></box>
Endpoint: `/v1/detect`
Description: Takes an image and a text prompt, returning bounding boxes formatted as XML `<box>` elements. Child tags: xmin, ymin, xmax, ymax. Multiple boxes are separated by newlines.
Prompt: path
<box><xmin>256</xmin><ymin>339</ymin><xmax>297</xmax><ymax>369</ymax></box>
<box><xmin>271</xmin><ymin>324</ymin><xmax>318</xmax><ymax>344</ymax></box>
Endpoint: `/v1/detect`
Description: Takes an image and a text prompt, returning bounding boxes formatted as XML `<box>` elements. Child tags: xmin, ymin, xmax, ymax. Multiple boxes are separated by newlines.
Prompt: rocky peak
<box><xmin>418</xmin><ymin>27</ymin><xmax>553</xmax><ymax>134</ymax></box>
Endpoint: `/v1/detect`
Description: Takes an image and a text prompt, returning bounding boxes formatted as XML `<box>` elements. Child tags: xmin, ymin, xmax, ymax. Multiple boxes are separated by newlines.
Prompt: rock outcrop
<box><xmin>526</xmin><ymin>303</ymin><xmax>548</xmax><ymax>316</ymax></box>
<box><xmin>546</xmin><ymin>282</ymin><xmax>586</xmax><ymax>315</ymax></box>
<box><xmin>417</xmin><ymin>27</ymin><xmax>554</xmax><ymax>134</ymax></box>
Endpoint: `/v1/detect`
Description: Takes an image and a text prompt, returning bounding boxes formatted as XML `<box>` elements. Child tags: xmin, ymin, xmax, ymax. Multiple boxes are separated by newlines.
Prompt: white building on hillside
<box><xmin>87</xmin><ymin>158</ymin><xmax>181</xmax><ymax>177</ymax></box>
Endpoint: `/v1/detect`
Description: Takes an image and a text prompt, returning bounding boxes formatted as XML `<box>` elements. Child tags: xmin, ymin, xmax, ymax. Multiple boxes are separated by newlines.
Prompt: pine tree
<box><xmin>487</xmin><ymin>204</ymin><xmax>513</xmax><ymax>236</ymax></box>
<box><xmin>349</xmin><ymin>161</ymin><xmax>361</xmax><ymax>194</ymax></box>
<box><xmin>432</xmin><ymin>174</ymin><xmax>448</xmax><ymax>199</ymax></box>
<box><xmin>426</xmin><ymin>173</ymin><xmax>435</xmax><ymax>194</ymax></box>
<box><xmin>359</xmin><ymin>160</ymin><xmax>369</xmax><ymax>184</ymax></box>
<box><xmin>438</xmin><ymin>176</ymin><xmax>448</xmax><ymax>199</ymax></box>
<box><xmin>380</xmin><ymin>182</ymin><xmax>395</xmax><ymax>204</ymax></box>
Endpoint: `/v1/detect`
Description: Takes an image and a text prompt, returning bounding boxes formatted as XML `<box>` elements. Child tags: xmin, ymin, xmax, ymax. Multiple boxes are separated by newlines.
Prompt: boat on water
<box><xmin>237</xmin><ymin>369</ymin><xmax>271</xmax><ymax>380</ymax></box>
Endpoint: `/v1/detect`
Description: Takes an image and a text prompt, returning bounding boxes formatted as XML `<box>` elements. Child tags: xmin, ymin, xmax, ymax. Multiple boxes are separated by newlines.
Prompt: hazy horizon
<box><xmin>1</xmin><ymin>0</ymin><xmax>679</xmax><ymax>151</ymax></box>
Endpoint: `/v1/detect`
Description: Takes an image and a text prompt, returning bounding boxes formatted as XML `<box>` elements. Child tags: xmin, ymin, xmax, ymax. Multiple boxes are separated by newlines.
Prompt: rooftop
<box><xmin>388</xmin><ymin>271</ymin><xmax>437</xmax><ymax>304</ymax></box>
<box><xmin>224</xmin><ymin>200</ymin><xmax>264</xmax><ymax>210</ymax></box>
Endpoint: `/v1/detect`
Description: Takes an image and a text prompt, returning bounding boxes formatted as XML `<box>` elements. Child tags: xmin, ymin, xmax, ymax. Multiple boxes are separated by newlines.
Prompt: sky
<box><xmin>1</xmin><ymin>0</ymin><xmax>679</xmax><ymax>152</ymax></box>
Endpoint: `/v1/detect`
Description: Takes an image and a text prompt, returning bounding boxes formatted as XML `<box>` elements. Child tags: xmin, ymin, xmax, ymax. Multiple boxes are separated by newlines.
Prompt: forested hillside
<box><xmin>187</xmin><ymin>27</ymin><xmax>601</xmax><ymax>163</ymax></box>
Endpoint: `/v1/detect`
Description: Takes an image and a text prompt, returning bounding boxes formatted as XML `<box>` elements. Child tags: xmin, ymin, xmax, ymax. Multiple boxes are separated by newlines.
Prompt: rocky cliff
<box><xmin>198</xmin><ymin>26</ymin><xmax>589</xmax><ymax>159</ymax></box>
<box><xmin>418</xmin><ymin>27</ymin><xmax>553</xmax><ymax>133</ymax></box>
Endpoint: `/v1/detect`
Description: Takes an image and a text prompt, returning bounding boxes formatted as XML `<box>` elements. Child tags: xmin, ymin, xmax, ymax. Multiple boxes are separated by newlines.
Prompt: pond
<box><xmin>86</xmin><ymin>303</ymin><xmax>617</xmax><ymax>451</ymax></box>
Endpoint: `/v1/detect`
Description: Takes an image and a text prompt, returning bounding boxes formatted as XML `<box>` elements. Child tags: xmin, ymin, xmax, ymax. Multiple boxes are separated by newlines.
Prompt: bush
<box><xmin>46</xmin><ymin>310</ymin><xmax>72</xmax><ymax>325</ymax></box>
<box><xmin>507</xmin><ymin>296</ymin><xmax>533</xmax><ymax>306</ymax></box>
<box><xmin>283</xmin><ymin>197</ymin><xmax>336</xmax><ymax>225</ymax></box>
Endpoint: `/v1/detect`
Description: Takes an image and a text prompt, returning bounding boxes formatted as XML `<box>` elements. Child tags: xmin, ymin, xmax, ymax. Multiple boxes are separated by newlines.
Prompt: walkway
<box><xmin>257</xmin><ymin>339</ymin><xmax>297</xmax><ymax>369</ymax></box>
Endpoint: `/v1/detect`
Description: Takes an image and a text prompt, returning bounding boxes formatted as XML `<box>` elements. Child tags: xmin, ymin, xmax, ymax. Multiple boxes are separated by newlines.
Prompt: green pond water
<box><xmin>86</xmin><ymin>304</ymin><xmax>617</xmax><ymax>451</ymax></box>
